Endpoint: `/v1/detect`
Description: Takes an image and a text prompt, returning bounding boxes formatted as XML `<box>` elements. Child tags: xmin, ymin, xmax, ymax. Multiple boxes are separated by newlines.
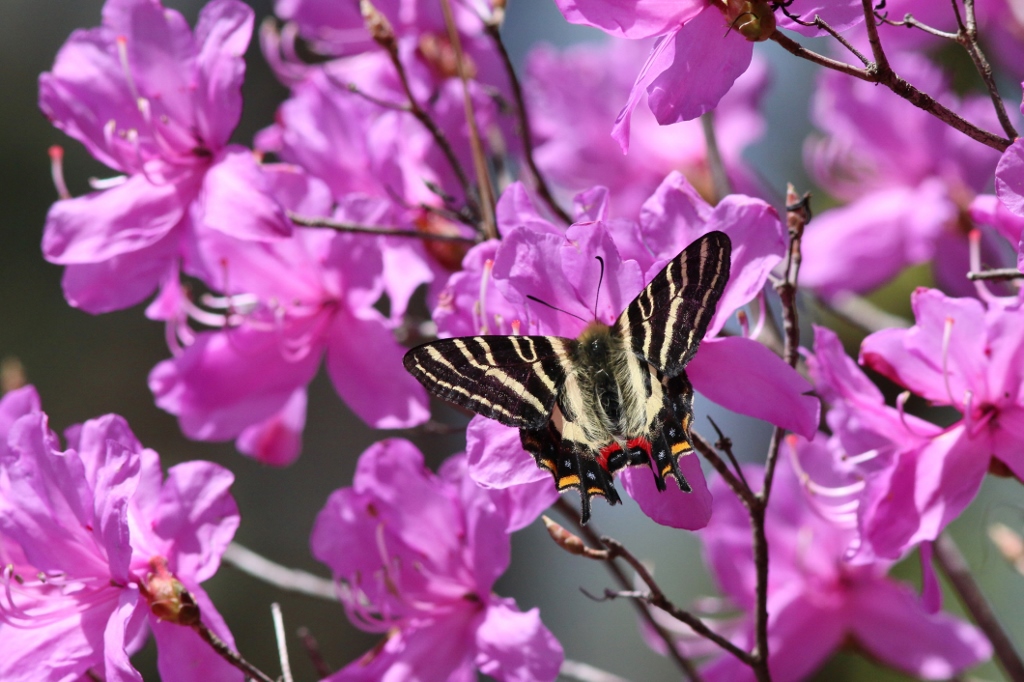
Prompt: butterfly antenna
<box><xmin>593</xmin><ymin>255</ymin><xmax>605</xmax><ymax>320</ymax></box>
<box><xmin>526</xmin><ymin>295</ymin><xmax>588</xmax><ymax>323</ymax></box>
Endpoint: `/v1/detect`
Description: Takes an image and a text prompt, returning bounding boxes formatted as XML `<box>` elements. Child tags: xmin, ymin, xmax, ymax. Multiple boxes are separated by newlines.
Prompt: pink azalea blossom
<box><xmin>40</xmin><ymin>0</ymin><xmax>293</xmax><ymax>314</ymax></box>
<box><xmin>551</xmin><ymin>0</ymin><xmax>859</xmax><ymax>151</ymax></box>
<box><xmin>253</xmin><ymin>51</ymin><xmax>496</xmax><ymax>318</ymax></box>
<box><xmin>148</xmin><ymin>168</ymin><xmax>429</xmax><ymax>465</ymax></box>
<box><xmin>525</xmin><ymin>39</ymin><xmax>768</xmax><ymax>218</ymax></box>
<box><xmin>438</xmin><ymin>178</ymin><xmax>818</xmax><ymax>527</ymax></box>
<box><xmin>0</xmin><ymin>387</ymin><xmax>241</xmax><ymax>681</ymax></box>
<box><xmin>693</xmin><ymin>453</ymin><xmax>991</xmax><ymax>681</ymax></box>
<box><xmin>311</xmin><ymin>439</ymin><xmax>563</xmax><ymax>681</ymax></box>
<box><xmin>801</xmin><ymin>56</ymin><xmax>1005</xmax><ymax>298</ymax></box>
<box><xmin>850</xmin><ymin>287</ymin><xmax>1024</xmax><ymax>556</ymax></box>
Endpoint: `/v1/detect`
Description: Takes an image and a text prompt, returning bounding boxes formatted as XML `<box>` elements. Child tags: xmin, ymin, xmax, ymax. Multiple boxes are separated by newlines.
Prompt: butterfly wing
<box><xmin>403</xmin><ymin>335</ymin><xmax>575</xmax><ymax>429</ymax></box>
<box><xmin>615</xmin><ymin>230</ymin><xmax>731</xmax><ymax>377</ymax></box>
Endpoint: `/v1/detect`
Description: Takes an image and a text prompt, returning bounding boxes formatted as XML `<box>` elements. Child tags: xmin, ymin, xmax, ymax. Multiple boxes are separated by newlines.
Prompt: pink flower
<box><xmin>0</xmin><ymin>388</ymin><xmax>241</xmax><ymax>681</ymax></box>
<box><xmin>525</xmin><ymin>39</ymin><xmax>768</xmax><ymax>218</ymax></box>
<box><xmin>850</xmin><ymin>287</ymin><xmax>1024</xmax><ymax>557</ymax></box>
<box><xmin>440</xmin><ymin>178</ymin><xmax>818</xmax><ymax>527</ymax></box>
<box><xmin>552</xmin><ymin>0</ymin><xmax>858</xmax><ymax>151</ymax></box>
<box><xmin>148</xmin><ymin>171</ymin><xmax>430</xmax><ymax>464</ymax></box>
<box><xmin>40</xmin><ymin>0</ymin><xmax>293</xmax><ymax>313</ymax></box>
<box><xmin>254</xmin><ymin>54</ymin><xmax>490</xmax><ymax>319</ymax></box>
<box><xmin>693</xmin><ymin>453</ymin><xmax>991</xmax><ymax>681</ymax></box>
<box><xmin>801</xmin><ymin>57</ymin><xmax>1005</xmax><ymax>298</ymax></box>
<box><xmin>311</xmin><ymin>439</ymin><xmax>563</xmax><ymax>681</ymax></box>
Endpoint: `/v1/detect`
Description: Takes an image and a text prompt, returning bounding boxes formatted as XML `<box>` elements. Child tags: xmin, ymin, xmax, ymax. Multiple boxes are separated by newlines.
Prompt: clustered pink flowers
<box><xmin>13</xmin><ymin>0</ymin><xmax>1024</xmax><ymax>678</ymax></box>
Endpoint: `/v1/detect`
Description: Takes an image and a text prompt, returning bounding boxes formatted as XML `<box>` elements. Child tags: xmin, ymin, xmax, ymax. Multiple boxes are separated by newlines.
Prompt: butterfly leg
<box><xmin>661</xmin><ymin>372</ymin><xmax>696</xmax><ymax>492</ymax></box>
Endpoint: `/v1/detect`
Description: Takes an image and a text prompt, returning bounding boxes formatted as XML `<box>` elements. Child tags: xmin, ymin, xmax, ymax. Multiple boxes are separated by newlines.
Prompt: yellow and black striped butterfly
<box><xmin>404</xmin><ymin>231</ymin><xmax>731</xmax><ymax>522</ymax></box>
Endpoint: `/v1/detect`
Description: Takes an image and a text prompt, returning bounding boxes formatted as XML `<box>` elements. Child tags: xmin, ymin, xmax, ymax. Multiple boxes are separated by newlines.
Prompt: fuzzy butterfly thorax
<box><xmin>404</xmin><ymin>231</ymin><xmax>732</xmax><ymax>522</ymax></box>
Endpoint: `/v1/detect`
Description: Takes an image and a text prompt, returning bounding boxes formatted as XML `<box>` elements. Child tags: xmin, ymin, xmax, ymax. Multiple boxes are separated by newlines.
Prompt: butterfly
<box><xmin>403</xmin><ymin>231</ymin><xmax>731</xmax><ymax>523</ymax></box>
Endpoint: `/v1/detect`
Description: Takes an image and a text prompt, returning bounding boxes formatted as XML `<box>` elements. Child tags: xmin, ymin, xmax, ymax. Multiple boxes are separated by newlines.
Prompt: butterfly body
<box><xmin>404</xmin><ymin>232</ymin><xmax>731</xmax><ymax>522</ymax></box>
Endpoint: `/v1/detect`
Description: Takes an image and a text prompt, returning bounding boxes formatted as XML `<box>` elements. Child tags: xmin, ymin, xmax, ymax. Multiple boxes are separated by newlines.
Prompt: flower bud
<box><xmin>542</xmin><ymin>516</ymin><xmax>608</xmax><ymax>559</ymax></box>
<box><xmin>361</xmin><ymin>0</ymin><xmax>396</xmax><ymax>46</ymax></box>
<box><xmin>715</xmin><ymin>0</ymin><xmax>776</xmax><ymax>42</ymax></box>
<box><xmin>142</xmin><ymin>556</ymin><xmax>201</xmax><ymax>627</ymax></box>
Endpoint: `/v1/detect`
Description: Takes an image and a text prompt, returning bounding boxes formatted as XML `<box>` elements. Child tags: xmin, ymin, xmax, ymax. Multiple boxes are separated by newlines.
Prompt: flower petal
<box><xmin>43</xmin><ymin>174</ymin><xmax>186</xmax><ymax>264</ymax></box>
<box><xmin>645</xmin><ymin>8</ymin><xmax>753</xmax><ymax>127</ymax></box>
<box><xmin>553</xmin><ymin>0</ymin><xmax>701</xmax><ymax>38</ymax></box>
<box><xmin>194</xmin><ymin>147</ymin><xmax>292</xmax><ymax>241</ymax></box>
<box><xmin>325</xmin><ymin>309</ymin><xmax>429</xmax><ymax>429</ymax></box>
<box><xmin>475</xmin><ymin>599</ymin><xmax>563</xmax><ymax>682</ymax></box>
<box><xmin>235</xmin><ymin>388</ymin><xmax>307</xmax><ymax>466</ymax></box>
<box><xmin>848</xmin><ymin>580</ymin><xmax>991</xmax><ymax>678</ymax></box>
<box><xmin>688</xmin><ymin>337</ymin><xmax>819</xmax><ymax>438</ymax></box>
<box><xmin>996</xmin><ymin>138</ymin><xmax>1024</xmax><ymax>218</ymax></box>
<box><xmin>620</xmin><ymin>452</ymin><xmax>712</xmax><ymax>529</ymax></box>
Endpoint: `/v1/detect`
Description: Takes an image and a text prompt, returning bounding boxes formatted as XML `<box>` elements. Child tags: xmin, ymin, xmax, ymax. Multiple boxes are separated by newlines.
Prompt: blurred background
<box><xmin>2</xmin><ymin>0</ymin><xmax>1022</xmax><ymax>680</ymax></box>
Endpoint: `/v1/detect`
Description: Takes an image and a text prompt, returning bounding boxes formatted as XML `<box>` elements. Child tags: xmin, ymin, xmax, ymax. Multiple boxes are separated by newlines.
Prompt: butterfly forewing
<box><xmin>403</xmin><ymin>335</ymin><xmax>574</xmax><ymax>429</ymax></box>
<box><xmin>616</xmin><ymin>231</ymin><xmax>731</xmax><ymax>377</ymax></box>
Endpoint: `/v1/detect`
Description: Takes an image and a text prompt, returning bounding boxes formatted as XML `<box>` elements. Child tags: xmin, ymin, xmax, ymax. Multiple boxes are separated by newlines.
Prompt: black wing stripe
<box><xmin>617</xmin><ymin>231</ymin><xmax>731</xmax><ymax>377</ymax></box>
<box><xmin>404</xmin><ymin>335</ymin><xmax>573</xmax><ymax>429</ymax></box>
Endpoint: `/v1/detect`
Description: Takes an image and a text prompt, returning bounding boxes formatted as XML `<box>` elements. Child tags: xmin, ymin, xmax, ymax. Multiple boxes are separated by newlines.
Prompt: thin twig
<box><xmin>700</xmin><ymin>112</ymin><xmax>732</xmax><ymax>203</ymax></box>
<box><xmin>811</xmin><ymin>14</ymin><xmax>871</xmax><ymax>65</ymax></box>
<box><xmin>272</xmin><ymin>603</ymin><xmax>294</xmax><ymax>682</ymax></box>
<box><xmin>761</xmin><ymin>185</ymin><xmax>808</xmax><ymax>501</ymax></box>
<box><xmin>933</xmin><ymin>533</ymin><xmax>1024</xmax><ymax>681</ymax></box>
<box><xmin>552</xmin><ymin>499</ymin><xmax>703</xmax><ymax>680</ymax></box>
<box><xmin>959</xmin><ymin>0</ymin><xmax>1019</xmax><ymax>138</ymax></box>
<box><xmin>344</xmin><ymin>82</ymin><xmax>410</xmax><ymax>112</ymax></box>
<box><xmin>440</xmin><ymin>0</ymin><xmax>498</xmax><ymax>239</ymax></box>
<box><xmin>769</xmin><ymin>31</ymin><xmax>1012</xmax><ymax>152</ymax></box>
<box><xmin>692</xmin><ymin>432</ymin><xmax>756</xmax><ymax>509</ymax></box>
<box><xmin>297</xmin><ymin>627</ymin><xmax>334</xmax><ymax>678</ymax></box>
<box><xmin>600</xmin><ymin>537</ymin><xmax>755</xmax><ymax>666</ymax></box>
<box><xmin>484</xmin><ymin>20</ymin><xmax>572</xmax><ymax>224</ymax></box>
<box><xmin>288</xmin><ymin>212</ymin><xmax>479</xmax><ymax>244</ymax></box>
<box><xmin>967</xmin><ymin>268</ymin><xmax>1024</xmax><ymax>281</ymax></box>
<box><xmin>194</xmin><ymin>621</ymin><xmax>277</xmax><ymax>682</ymax></box>
<box><xmin>707</xmin><ymin>415</ymin><xmax>752</xmax><ymax>492</ymax></box>
<box><xmin>222</xmin><ymin>542</ymin><xmax>338</xmax><ymax>601</ymax></box>
<box><xmin>860</xmin><ymin>0</ymin><xmax>891</xmax><ymax>73</ymax></box>
<box><xmin>361</xmin><ymin>0</ymin><xmax>478</xmax><ymax>220</ymax></box>
<box><xmin>876</xmin><ymin>12</ymin><xmax>959</xmax><ymax>39</ymax></box>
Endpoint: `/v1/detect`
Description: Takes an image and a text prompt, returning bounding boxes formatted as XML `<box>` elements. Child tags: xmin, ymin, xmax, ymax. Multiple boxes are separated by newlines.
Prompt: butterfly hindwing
<box><xmin>403</xmin><ymin>335</ymin><xmax>574</xmax><ymax>429</ymax></box>
<box><xmin>616</xmin><ymin>231</ymin><xmax>731</xmax><ymax>377</ymax></box>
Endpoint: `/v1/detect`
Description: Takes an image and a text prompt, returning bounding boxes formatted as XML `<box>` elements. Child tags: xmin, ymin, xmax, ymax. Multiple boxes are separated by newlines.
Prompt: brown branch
<box><xmin>288</xmin><ymin>212</ymin><xmax>479</xmax><ymax>244</ymax></box>
<box><xmin>860</xmin><ymin>0</ymin><xmax>891</xmax><ymax>74</ymax></box>
<box><xmin>933</xmin><ymin>533</ymin><xmax>1024</xmax><ymax>681</ymax></box>
<box><xmin>707</xmin><ymin>415</ymin><xmax>752</xmax><ymax>493</ymax></box>
<box><xmin>600</xmin><ymin>537</ymin><xmax>755</xmax><ymax>667</ymax></box>
<box><xmin>692</xmin><ymin>431</ymin><xmax>756</xmax><ymax>509</ymax></box>
<box><xmin>769</xmin><ymin>31</ymin><xmax>1012</xmax><ymax>152</ymax></box>
<box><xmin>484</xmin><ymin>21</ymin><xmax>573</xmax><ymax>224</ymax></box>
<box><xmin>361</xmin><ymin>0</ymin><xmax>479</xmax><ymax>221</ymax></box>
<box><xmin>958</xmin><ymin>0</ymin><xmax>1019</xmax><ymax>139</ymax></box>
<box><xmin>194</xmin><ymin>621</ymin><xmax>277</xmax><ymax>682</ymax></box>
<box><xmin>552</xmin><ymin>499</ymin><xmax>704</xmax><ymax>680</ymax></box>
<box><xmin>440</xmin><ymin>0</ymin><xmax>498</xmax><ymax>239</ymax></box>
